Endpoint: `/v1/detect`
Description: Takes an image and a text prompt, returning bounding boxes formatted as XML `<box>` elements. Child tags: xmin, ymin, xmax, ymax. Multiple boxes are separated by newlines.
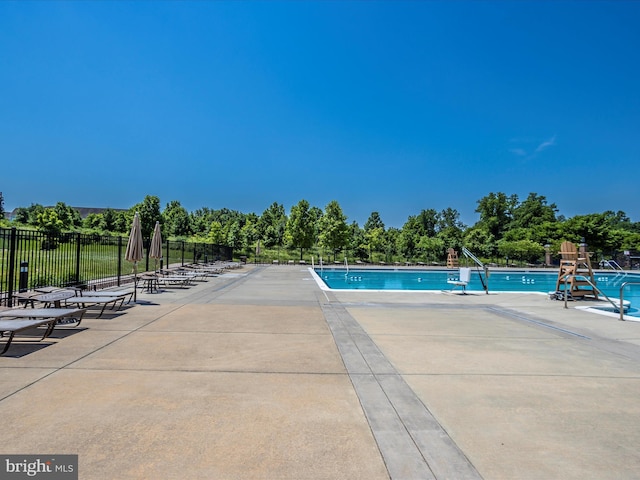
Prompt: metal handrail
<box><xmin>564</xmin><ymin>274</ymin><xmax>624</xmax><ymax>313</ymax></box>
<box><xmin>601</xmin><ymin>259</ymin><xmax>624</xmax><ymax>271</ymax></box>
<box><xmin>619</xmin><ymin>281</ymin><xmax>640</xmax><ymax>321</ymax></box>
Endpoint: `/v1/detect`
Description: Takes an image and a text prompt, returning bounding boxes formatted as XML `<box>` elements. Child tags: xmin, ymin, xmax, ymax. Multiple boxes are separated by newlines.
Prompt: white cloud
<box><xmin>509</xmin><ymin>135</ymin><xmax>557</xmax><ymax>161</ymax></box>
<box><xmin>535</xmin><ymin>135</ymin><xmax>557</xmax><ymax>153</ymax></box>
<box><xmin>509</xmin><ymin>148</ymin><xmax>527</xmax><ymax>156</ymax></box>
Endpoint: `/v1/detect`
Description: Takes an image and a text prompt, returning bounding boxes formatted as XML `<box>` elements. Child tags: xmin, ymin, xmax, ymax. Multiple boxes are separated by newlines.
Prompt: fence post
<box><xmin>181</xmin><ymin>241</ymin><xmax>185</xmax><ymax>266</ymax></box>
<box><xmin>117</xmin><ymin>236</ymin><xmax>123</xmax><ymax>287</ymax></box>
<box><xmin>75</xmin><ymin>232</ymin><xmax>81</xmax><ymax>287</ymax></box>
<box><xmin>7</xmin><ymin>227</ymin><xmax>17</xmax><ymax>307</ymax></box>
<box><xmin>165</xmin><ymin>239</ymin><xmax>168</xmax><ymax>269</ymax></box>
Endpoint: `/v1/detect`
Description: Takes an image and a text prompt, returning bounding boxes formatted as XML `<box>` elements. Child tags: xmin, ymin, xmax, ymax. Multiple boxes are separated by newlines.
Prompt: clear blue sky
<box><xmin>1</xmin><ymin>1</ymin><xmax>639</xmax><ymax>228</ymax></box>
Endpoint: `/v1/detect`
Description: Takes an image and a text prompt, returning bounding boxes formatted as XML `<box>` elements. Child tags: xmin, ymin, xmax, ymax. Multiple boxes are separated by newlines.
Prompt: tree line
<box><xmin>1</xmin><ymin>192</ymin><xmax>639</xmax><ymax>265</ymax></box>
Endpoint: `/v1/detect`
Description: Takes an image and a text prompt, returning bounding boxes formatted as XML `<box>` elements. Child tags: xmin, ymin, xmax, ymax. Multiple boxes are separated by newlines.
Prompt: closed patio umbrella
<box><xmin>125</xmin><ymin>212</ymin><xmax>144</xmax><ymax>301</ymax></box>
<box><xmin>149</xmin><ymin>221</ymin><xmax>163</xmax><ymax>272</ymax></box>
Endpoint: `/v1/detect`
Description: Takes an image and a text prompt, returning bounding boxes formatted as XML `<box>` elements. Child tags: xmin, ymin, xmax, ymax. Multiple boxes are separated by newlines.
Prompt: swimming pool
<box><xmin>313</xmin><ymin>268</ymin><xmax>640</xmax><ymax>317</ymax></box>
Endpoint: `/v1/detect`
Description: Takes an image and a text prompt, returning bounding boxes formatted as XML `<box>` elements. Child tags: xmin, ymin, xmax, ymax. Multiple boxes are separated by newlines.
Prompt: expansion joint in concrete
<box><xmin>320</xmin><ymin>302</ymin><xmax>482</xmax><ymax>480</ymax></box>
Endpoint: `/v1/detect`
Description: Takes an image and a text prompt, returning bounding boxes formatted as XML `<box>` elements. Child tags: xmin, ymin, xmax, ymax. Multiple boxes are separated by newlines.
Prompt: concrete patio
<box><xmin>2</xmin><ymin>265</ymin><xmax>640</xmax><ymax>479</ymax></box>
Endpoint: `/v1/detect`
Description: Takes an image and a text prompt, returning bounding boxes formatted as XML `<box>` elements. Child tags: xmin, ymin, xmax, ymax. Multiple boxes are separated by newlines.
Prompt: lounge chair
<box><xmin>63</xmin><ymin>294</ymin><xmax>127</xmax><ymax>317</ymax></box>
<box><xmin>447</xmin><ymin>267</ymin><xmax>471</xmax><ymax>294</ymax></box>
<box><xmin>0</xmin><ymin>307</ymin><xmax>87</xmax><ymax>354</ymax></box>
<box><xmin>0</xmin><ymin>318</ymin><xmax>59</xmax><ymax>354</ymax></box>
<box><xmin>34</xmin><ymin>290</ymin><xmax>77</xmax><ymax>308</ymax></box>
<box><xmin>82</xmin><ymin>289</ymin><xmax>135</xmax><ymax>304</ymax></box>
<box><xmin>12</xmin><ymin>291</ymin><xmax>42</xmax><ymax>308</ymax></box>
<box><xmin>155</xmin><ymin>272</ymin><xmax>192</xmax><ymax>288</ymax></box>
<box><xmin>173</xmin><ymin>266</ymin><xmax>212</xmax><ymax>281</ymax></box>
<box><xmin>184</xmin><ymin>264</ymin><xmax>222</xmax><ymax>274</ymax></box>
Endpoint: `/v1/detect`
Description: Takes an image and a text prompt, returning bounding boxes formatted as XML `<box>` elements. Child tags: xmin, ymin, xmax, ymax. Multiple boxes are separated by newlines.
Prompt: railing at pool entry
<box><xmin>620</xmin><ymin>281</ymin><xmax>640</xmax><ymax>321</ymax></box>
<box><xmin>562</xmin><ymin>274</ymin><xmax>629</xmax><ymax>314</ymax></box>
<box><xmin>601</xmin><ymin>259</ymin><xmax>625</xmax><ymax>271</ymax></box>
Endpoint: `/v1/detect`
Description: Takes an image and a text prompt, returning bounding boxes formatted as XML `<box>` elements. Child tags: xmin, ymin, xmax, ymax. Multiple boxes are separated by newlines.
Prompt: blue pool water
<box><xmin>314</xmin><ymin>268</ymin><xmax>640</xmax><ymax>317</ymax></box>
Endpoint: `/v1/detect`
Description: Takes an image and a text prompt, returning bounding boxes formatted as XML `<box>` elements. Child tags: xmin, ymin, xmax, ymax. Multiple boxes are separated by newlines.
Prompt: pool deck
<box><xmin>2</xmin><ymin>265</ymin><xmax>640</xmax><ymax>479</ymax></box>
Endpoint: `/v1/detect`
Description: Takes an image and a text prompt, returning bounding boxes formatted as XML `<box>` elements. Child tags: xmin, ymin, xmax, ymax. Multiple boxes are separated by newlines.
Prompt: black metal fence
<box><xmin>0</xmin><ymin>227</ymin><xmax>232</xmax><ymax>306</ymax></box>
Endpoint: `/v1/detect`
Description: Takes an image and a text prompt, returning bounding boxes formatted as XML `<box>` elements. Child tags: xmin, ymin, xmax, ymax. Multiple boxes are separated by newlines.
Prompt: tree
<box><xmin>365</xmin><ymin>227</ymin><xmax>385</xmax><ymax>262</ymax></box>
<box><xmin>83</xmin><ymin>213</ymin><xmax>103</xmax><ymax>230</ymax></box>
<box><xmin>112</xmin><ymin>210</ymin><xmax>129</xmax><ymax>233</ymax></box>
<box><xmin>621</xmin><ymin>231</ymin><xmax>640</xmax><ymax>254</ymax></box>
<box><xmin>415</xmin><ymin>209</ymin><xmax>438</xmax><ymax>237</ymax></box>
<box><xmin>101</xmin><ymin>208</ymin><xmax>119</xmax><ymax>232</ymax></box>
<box><xmin>510</xmin><ymin>193</ymin><xmax>557</xmax><ymax>230</ymax></box>
<box><xmin>398</xmin><ymin>216</ymin><xmax>420</xmax><ymax>261</ymax></box>
<box><xmin>285</xmin><ymin>199</ymin><xmax>317</xmax><ymax>260</ymax></box>
<box><xmin>435</xmin><ymin>207</ymin><xmax>465</xmax><ymax>258</ymax></box>
<box><xmin>463</xmin><ymin>227</ymin><xmax>496</xmax><ymax>259</ymax></box>
<box><xmin>384</xmin><ymin>227</ymin><xmax>400</xmax><ymax>263</ymax></box>
<box><xmin>131</xmin><ymin>195</ymin><xmax>162</xmax><ymax>240</ymax></box>
<box><xmin>364</xmin><ymin>212</ymin><xmax>386</xmax><ymax>262</ymax></box>
<box><xmin>438</xmin><ymin>207</ymin><xmax>465</xmax><ymax>231</ymax></box>
<box><xmin>497</xmin><ymin>239</ymin><xmax>545</xmax><ymax>264</ymax></box>
<box><xmin>207</xmin><ymin>221</ymin><xmax>225</xmax><ymax>245</ymax></box>
<box><xmin>416</xmin><ymin>235</ymin><xmax>445</xmax><ymax>262</ymax></box>
<box><xmin>190</xmin><ymin>207</ymin><xmax>214</xmax><ymax>236</ymax></box>
<box><xmin>53</xmin><ymin>202</ymin><xmax>82</xmax><ymax>229</ymax></box>
<box><xmin>259</xmin><ymin>202</ymin><xmax>287</xmax><ymax>249</ymax></box>
<box><xmin>240</xmin><ymin>213</ymin><xmax>260</xmax><ymax>254</ymax></box>
<box><xmin>223</xmin><ymin>220</ymin><xmax>243</xmax><ymax>250</ymax></box>
<box><xmin>436</xmin><ymin>227</ymin><xmax>464</xmax><ymax>257</ymax></box>
<box><xmin>37</xmin><ymin>209</ymin><xmax>63</xmax><ymax>235</ymax></box>
<box><xmin>0</xmin><ymin>191</ymin><xmax>4</xmax><ymax>218</ymax></box>
<box><xmin>13</xmin><ymin>207</ymin><xmax>30</xmax><ymax>224</ymax></box>
<box><xmin>560</xmin><ymin>212</ymin><xmax>625</xmax><ymax>254</ymax></box>
<box><xmin>475</xmin><ymin>192</ymin><xmax>518</xmax><ymax>240</ymax></box>
<box><xmin>364</xmin><ymin>211</ymin><xmax>385</xmax><ymax>232</ymax></box>
<box><xmin>309</xmin><ymin>206</ymin><xmax>323</xmax><ymax>243</ymax></box>
<box><xmin>163</xmin><ymin>200</ymin><xmax>191</xmax><ymax>237</ymax></box>
<box><xmin>14</xmin><ymin>203</ymin><xmax>45</xmax><ymax>226</ymax></box>
<box><xmin>318</xmin><ymin>200</ymin><xmax>350</xmax><ymax>261</ymax></box>
<box><xmin>36</xmin><ymin>209</ymin><xmax>64</xmax><ymax>250</ymax></box>
<box><xmin>349</xmin><ymin>222</ymin><xmax>368</xmax><ymax>261</ymax></box>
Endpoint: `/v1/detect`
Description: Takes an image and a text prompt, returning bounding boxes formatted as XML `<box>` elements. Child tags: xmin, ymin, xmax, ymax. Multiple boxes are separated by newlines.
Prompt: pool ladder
<box><xmin>601</xmin><ymin>259</ymin><xmax>624</xmax><ymax>271</ymax></box>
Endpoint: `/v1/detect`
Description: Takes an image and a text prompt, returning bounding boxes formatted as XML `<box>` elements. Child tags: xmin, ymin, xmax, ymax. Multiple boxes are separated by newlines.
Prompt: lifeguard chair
<box><xmin>555</xmin><ymin>241</ymin><xmax>598</xmax><ymax>299</ymax></box>
<box><xmin>446</xmin><ymin>248</ymin><xmax>459</xmax><ymax>269</ymax></box>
